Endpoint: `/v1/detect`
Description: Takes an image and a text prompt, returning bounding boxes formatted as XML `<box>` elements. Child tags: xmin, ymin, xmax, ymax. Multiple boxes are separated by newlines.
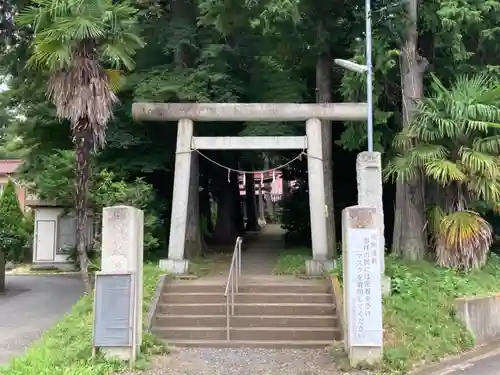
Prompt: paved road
<box><xmin>411</xmin><ymin>345</ymin><xmax>500</xmax><ymax>375</ymax></box>
<box><xmin>456</xmin><ymin>353</ymin><xmax>500</xmax><ymax>375</ymax></box>
<box><xmin>432</xmin><ymin>351</ymin><xmax>500</xmax><ymax>375</ymax></box>
<box><xmin>0</xmin><ymin>275</ymin><xmax>84</xmax><ymax>364</ymax></box>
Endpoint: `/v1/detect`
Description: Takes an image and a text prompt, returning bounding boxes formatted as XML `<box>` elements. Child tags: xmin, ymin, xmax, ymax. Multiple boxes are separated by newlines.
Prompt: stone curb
<box><xmin>6</xmin><ymin>271</ymin><xmax>81</xmax><ymax>276</ymax></box>
<box><xmin>409</xmin><ymin>340</ymin><xmax>500</xmax><ymax>375</ymax></box>
<box><xmin>145</xmin><ymin>274</ymin><xmax>168</xmax><ymax>332</ymax></box>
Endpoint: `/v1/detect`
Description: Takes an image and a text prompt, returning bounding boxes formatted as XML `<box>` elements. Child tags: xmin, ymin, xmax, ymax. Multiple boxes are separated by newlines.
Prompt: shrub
<box><xmin>0</xmin><ymin>179</ymin><xmax>28</xmax><ymax>262</ymax></box>
<box><xmin>22</xmin><ymin>150</ymin><xmax>165</xmax><ymax>262</ymax></box>
<box><xmin>280</xmin><ymin>181</ymin><xmax>311</xmax><ymax>247</ymax></box>
<box><xmin>385</xmin><ymin>74</ymin><xmax>500</xmax><ymax>269</ymax></box>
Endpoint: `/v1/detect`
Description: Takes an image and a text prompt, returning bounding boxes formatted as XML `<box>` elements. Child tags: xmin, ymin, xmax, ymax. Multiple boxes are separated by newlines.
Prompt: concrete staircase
<box><xmin>151</xmin><ymin>276</ymin><xmax>342</xmax><ymax>348</ymax></box>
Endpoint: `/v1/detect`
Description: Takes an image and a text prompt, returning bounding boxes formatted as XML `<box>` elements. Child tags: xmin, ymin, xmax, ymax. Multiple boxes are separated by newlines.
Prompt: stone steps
<box><xmin>155</xmin><ymin>314</ymin><xmax>338</xmax><ymax>327</ymax></box>
<box><xmin>154</xmin><ymin>326</ymin><xmax>341</xmax><ymax>341</ymax></box>
<box><xmin>151</xmin><ymin>277</ymin><xmax>341</xmax><ymax>348</ymax></box>
<box><xmin>165</xmin><ymin>283</ymin><xmax>330</xmax><ymax>294</ymax></box>
<box><xmin>157</xmin><ymin>339</ymin><xmax>335</xmax><ymax>348</ymax></box>
<box><xmin>161</xmin><ymin>292</ymin><xmax>333</xmax><ymax>304</ymax></box>
<box><xmin>158</xmin><ymin>302</ymin><xmax>336</xmax><ymax>315</ymax></box>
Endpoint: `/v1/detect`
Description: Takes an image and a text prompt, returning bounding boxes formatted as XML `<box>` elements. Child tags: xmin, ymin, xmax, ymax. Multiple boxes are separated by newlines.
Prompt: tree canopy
<box><xmin>0</xmin><ymin>0</ymin><xmax>499</xmax><ymax>270</ymax></box>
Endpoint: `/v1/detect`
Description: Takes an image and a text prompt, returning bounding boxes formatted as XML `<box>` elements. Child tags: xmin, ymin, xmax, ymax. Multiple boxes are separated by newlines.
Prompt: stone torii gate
<box><xmin>132</xmin><ymin>102</ymin><xmax>367</xmax><ymax>275</ymax></box>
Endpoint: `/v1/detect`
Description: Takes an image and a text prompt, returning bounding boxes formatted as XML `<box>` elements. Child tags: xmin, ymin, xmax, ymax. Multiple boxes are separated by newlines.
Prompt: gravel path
<box><xmin>125</xmin><ymin>347</ymin><xmax>369</xmax><ymax>375</ymax></box>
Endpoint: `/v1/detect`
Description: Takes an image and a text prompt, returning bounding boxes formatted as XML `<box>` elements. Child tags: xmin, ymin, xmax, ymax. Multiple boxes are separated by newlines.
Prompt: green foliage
<box><xmin>337</xmin><ymin>37</ymin><xmax>399</xmax><ymax>152</ymax></box>
<box><xmin>16</xmin><ymin>0</ymin><xmax>145</xmax><ymax>150</ymax></box>
<box><xmin>381</xmin><ymin>255</ymin><xmax>500</xmax><ymax>373</ymax></box>
<box><xmin>0</xmin><ymin>179</ymin><xmax>23</xmax><ymax>219</ymax></box>
<box><xmin>93</xmin><ymin>169</ymin><xmax>162</xmax><ymax>253</ymax></box>
<box><xmin>0</xmin><ymin>264</ymin><xmax>168</xmax><ymax>375</ymax></box>
<box><xmin>0</xmin><ymin>0</ymin><xmax>500</xmax><ymax>367</ymax></box>
<box><xmin>385</xmin><ymin>74</ymin><xmax>500</xmax><ymax>269</ymax></box>
<box><xmin>279</xmin><ymin>182</ymin><xmax>311</xmax><ymax>247</ymax></box>
<box><xmin>332</xmin><ymin>255</ymin><xmax>500</xmax><ymax>373</ymax></box>
<box><xmin>336</xmin><ymin>0</ymin><xmax>500</xmax><ymax>152</ymax></box>
<box><xmin>17</xmin><ymin>0</ymin><xmax>144</xmax><ymax>72</ymax></box>
<box><xmin>0</xmin><ymin>179</ymin><xmax>29</xmax><ymax>262</ymax></box>
<box><xmin>386</xmin><ymin>74</ymin><xmax>500</xmax><ymax>197</ymax></box>
<box><xmin>22</xmin><ymin>150</ymin><xmax>163</xmax><ymax>255</ymax></box>
<box><xmin>273</xmin><ymin>247</ymin><xmax>310</xmax><ymax>275</ymax></box>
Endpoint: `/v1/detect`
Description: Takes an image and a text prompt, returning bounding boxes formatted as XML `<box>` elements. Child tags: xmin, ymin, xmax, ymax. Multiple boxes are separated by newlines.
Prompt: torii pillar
<box><xmin>132</xmin><ymin>103</ymin><xmax>368</xmax><ymax>275</ymax></box>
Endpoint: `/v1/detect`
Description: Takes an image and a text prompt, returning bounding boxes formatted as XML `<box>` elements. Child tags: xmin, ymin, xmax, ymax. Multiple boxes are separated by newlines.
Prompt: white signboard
<box><xmin>346</xmin><ymin>228</ymin><xmax>383</xmax><ymax>347</ymax></box>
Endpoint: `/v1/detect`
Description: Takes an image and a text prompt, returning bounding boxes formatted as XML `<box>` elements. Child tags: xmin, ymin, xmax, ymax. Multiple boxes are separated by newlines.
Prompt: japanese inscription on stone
<box><xmin>346</xmin><ymin>228</ymin><xmax>383</xmax><ymax>346</ymax></box>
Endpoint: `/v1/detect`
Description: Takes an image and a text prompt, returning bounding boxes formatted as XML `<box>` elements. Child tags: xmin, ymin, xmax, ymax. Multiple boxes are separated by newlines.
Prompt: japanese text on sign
<box><xmin>346</xmin><ymin>228</ymin><xmax>383</xmax><ymax>347</ymax></box>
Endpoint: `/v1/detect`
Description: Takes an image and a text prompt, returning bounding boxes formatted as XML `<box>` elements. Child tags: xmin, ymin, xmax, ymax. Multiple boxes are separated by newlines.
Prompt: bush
<box><xmin>91</xmin><ymin>170</ymin><xmax>163</xmax><ymax>254</ymax></box>
<box><xmin>22</xmin><ymin>150</ymin><xmax>165</xmax><ymax>261</ymax></box>
<box><xmin>280</xmin><ymin>181</ymin><xmax>311</xmax><ymax>247</ymax></box>
<box><xmin>331</xmin><ymin>255</ymin><xmax>500</xmax><ymax>373</ymax></box>
<box><xmin>0</xmin><ymin>179</ymin><xmax>29</xmax><ymax>262</ymax></box>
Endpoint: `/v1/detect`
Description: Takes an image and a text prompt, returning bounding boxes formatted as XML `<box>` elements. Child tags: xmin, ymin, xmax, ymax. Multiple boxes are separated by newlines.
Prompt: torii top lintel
<box><xmin>132</xmin><ymin>102</ymin><xmax>368</xmax><ymax>122</ymax></box>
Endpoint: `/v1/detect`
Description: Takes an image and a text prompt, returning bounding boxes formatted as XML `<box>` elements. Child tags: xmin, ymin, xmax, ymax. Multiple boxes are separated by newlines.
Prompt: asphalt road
<box><xmin>456</xmin><ymin>353</ymin><xmax>500</xmax><ymax>375</ymax></box>
<box><xmin>433</xmin><ymin>351</ymin><xmax>500</xmax><ymax>375</ymax></box>
<box><xmin>0</xmin><ymin>275</ymin><xmax>84</xmax><ymax>364</ymax></box>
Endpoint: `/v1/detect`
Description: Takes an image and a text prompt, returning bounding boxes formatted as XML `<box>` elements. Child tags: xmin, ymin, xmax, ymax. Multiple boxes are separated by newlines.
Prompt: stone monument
<box><xmin>356</xmin><ymin>151</ymin><xmax>391</xmax><ymax>295</ymax></box>
<box><xmin>93</xmin><ymin>205</ymin><xmax>144</xmax><ymax>362</ymax></box>
<box><xmin>342</xmin><ymin>205</ymin><xmax>383</xmax><ymax>366</ymax></box>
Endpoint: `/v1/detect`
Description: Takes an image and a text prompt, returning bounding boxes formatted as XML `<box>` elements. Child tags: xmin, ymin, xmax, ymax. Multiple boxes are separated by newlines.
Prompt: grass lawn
<box><xmin>332</xmin><ymin>253</ymin><xmax>500</xmax><ymax>374</ymax></box>
<box><xmin>188</xmin><ymin>252</ymin><xmax>233</xmax><ymax>277</ymax></box>
<box><xmin>272</xmin><ymin>247</ymin><xmax>311</xmax><ymax>275</ymax></box>
<box><xmin>0</xmin><ymin>263</ymin><xmax>167</xmax><ymax>375</ymax></box>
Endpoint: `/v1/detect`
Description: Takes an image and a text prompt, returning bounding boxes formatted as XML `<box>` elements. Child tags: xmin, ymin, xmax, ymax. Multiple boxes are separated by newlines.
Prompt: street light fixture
<box><xmin>333</xmin><ymin>59</ymin><xmax>368</xmax><ymax>74</ymax></box>
<box><xmin>334</xmin><ymin>0</ymin><xmax>374</xmax><ymax>152</ymax></box>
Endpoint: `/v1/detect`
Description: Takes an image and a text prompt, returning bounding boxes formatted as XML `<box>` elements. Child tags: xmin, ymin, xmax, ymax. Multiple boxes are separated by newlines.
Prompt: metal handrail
<box><xmin>224</xmin><ymin>236</ymin><xmax>243</xmax><ymax>340</ymax></box>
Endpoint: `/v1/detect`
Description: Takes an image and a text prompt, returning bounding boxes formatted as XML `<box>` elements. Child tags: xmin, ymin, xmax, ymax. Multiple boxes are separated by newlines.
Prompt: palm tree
<box><xmin>385</xmin><ymin>73</ymin><xmax>500</xmax><ymax>270</ymax></box>
<box><xmin>17</xmin><ymin>0</ymin><xmax>144</xmax><ymax>293</ymax></box>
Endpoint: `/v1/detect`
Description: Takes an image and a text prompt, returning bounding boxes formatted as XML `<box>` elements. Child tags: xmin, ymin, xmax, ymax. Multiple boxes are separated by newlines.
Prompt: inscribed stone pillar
<box><xmin>342</xmin><ymin>205</ymin><xmax>383</xmax><ymax>366</ymax></box>
<box><xmin>356</xmin><ymin>152</ymin><xmax>390</xmax><ymax>294</ymax></box>
<box><xmin>101</xmin><ymin>205</ymin><xmax>144</xmax><ymax>361</ymax></box>
<box><xmin>306</xmin><ymin>118</ymin><xmax>333</xmax><ymax>275</ymax></box>
<box><xmin>161</xmin><ymin>118</ymin><xmax>194</xmax><ymax>274</ymax></box>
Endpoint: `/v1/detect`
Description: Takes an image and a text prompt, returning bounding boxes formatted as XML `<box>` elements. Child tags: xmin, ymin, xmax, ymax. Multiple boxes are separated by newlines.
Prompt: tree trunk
<box><xmin>213</xmin><ymin>180</ymin><xmax>238</xmax><ymax>244</ymax></box>
<box><xmin>231</xmin><ymin>171</ymin><xmax>245</xmax><ymax>236</ymax></box>
<box><xmin>258</xmin><ymin>183</ymin><xmax>266</xmax><ymax>224</ymax></box>
<box><xmin>74</xmin><ymin>121</ymin><xmax>92</xmax><ymax>294</ymax></box>
<box><xmin>393</xmin><ymin>0</ymin><xmax>428</xmax><ymax>259</ymax></box>
<box><xmin>185</xmin><ymin>153</ymin><xmax>205</xmax><ymax>258</ymax></box>
<box><xmin>200</xmin><ymin>171</ymin><xmax>213</xmax><ymax>233</ymax></box>
<box><xmin>263</xmin><ymin>155</ymin><xmax>273</xmax><ymax>220</ymax></box>
<box><xmin>316</xmin><ymin>54</ymin><xmax>336</xmax><ymax>256</ymax></box>
<box><xmin>245</xmin><ymin>173</ymin><xmax>259</xmax><ymax>231</ymax></box>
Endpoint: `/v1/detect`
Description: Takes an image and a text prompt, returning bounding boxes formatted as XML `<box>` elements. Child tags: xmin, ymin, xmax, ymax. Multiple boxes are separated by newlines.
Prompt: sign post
<box><xmin>342</xmin><ymin>205</ymin><xmax>383</xmax><ymax>366</ymax></box>
<box><xmin>92</xmin><ymin>206</ymin><xmax>144</xmax><ymax>363</ymax></box>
